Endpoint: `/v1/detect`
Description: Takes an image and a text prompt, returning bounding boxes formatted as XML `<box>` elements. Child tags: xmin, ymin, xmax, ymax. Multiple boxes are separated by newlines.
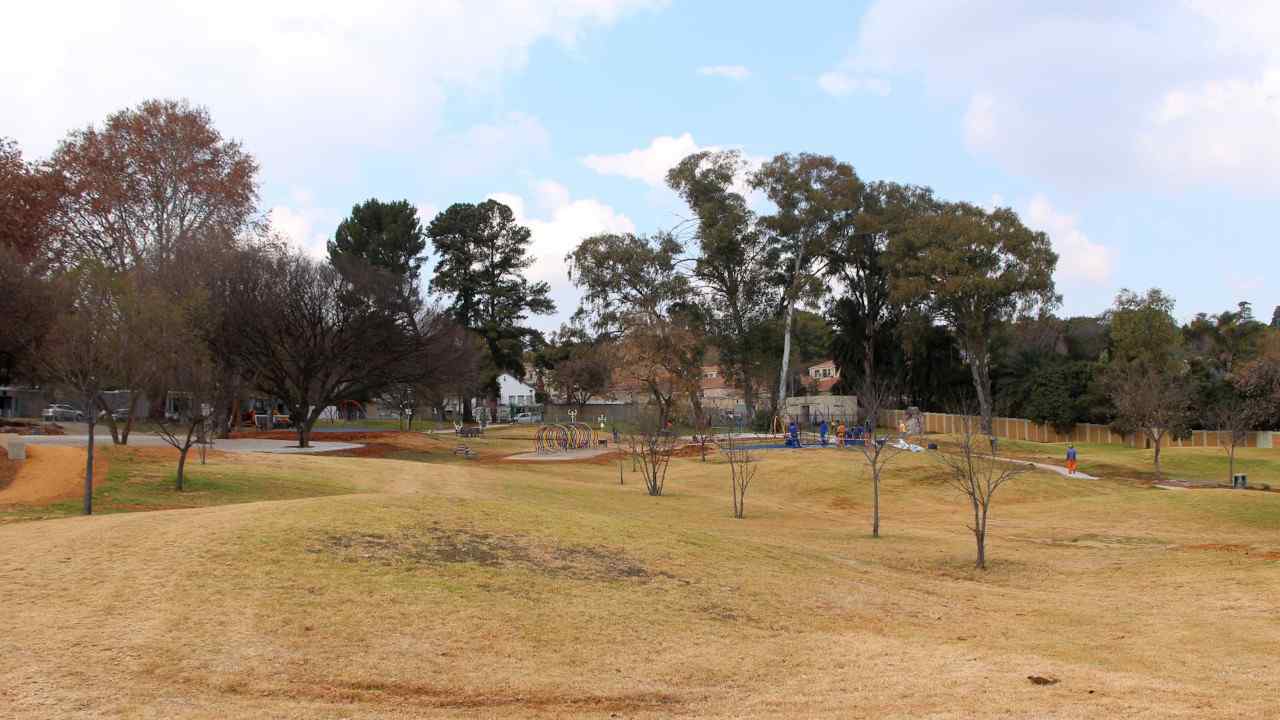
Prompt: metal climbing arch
<box><xmin>534</xmin><ymin>422</ymin><xmax>598</xmax><ymax>453</ymax></box>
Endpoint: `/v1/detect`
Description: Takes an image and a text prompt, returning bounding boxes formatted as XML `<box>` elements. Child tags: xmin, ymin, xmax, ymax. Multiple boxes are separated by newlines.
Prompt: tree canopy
<box><xmin>427</xmin><ymin>199</ymin><xmax>554</xmax><ymax>387</ymax></box>
<box><xmin>328</xmin><ymin>198</ymin><xmax>427</xmax><ymax>300</ymax></box>
<box><xmin>889</xmin><ymin>202</ymin><xmax>1058</xmax><ymax>430</ymax></box>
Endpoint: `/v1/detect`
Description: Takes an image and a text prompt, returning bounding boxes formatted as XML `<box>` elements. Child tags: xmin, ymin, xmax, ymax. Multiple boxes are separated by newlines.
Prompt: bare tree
<box><xmin>1108</xmin><ymin>365</ymin><xmax>1192</xmax><ymax>479</ymax></box>
<box><xmin>720</xmin><ymin>432</ymin><xmax>759</xmax><ymax>518</ymax></box>
<box><xmin>626</xmin><ymin>411</ymin><xmax>676</xmax><ymax>497</ymax></box>
<box><xmin>936</xmin><ymin>413</ymin><xmax>1030</xmax><ymax>569</ymax></box>
<box><xmin>154</xmin><ymin>316</ymin><xmax>223</xmax><ymax>490</ymax></box>
<box><xmin>210</xmin><ymin>247</ymin><xmax>426</xmax><ymax>447</ymax></box>
<box><xmin>39</xmin><ymin>265</ymin><xmax>117</xmax><ymax>515</ymax></box>
<box><xmin>1209</xmin><ymin>393</ymin><xmax>1265</xmax><ymax>487</ymax></box>
<box><xmin>857</xmin><ymin>377</ymin><xmax>907</xmax><ymax>538</ymax></box>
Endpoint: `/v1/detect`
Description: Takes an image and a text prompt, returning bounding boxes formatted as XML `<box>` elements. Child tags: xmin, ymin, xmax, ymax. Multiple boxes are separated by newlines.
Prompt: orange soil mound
<box><xmin>0</xmin><ymin>447</ymin><xmax>15</xmax><ymax>491</ymax></box>
<box><xmin>0</xmin><ymin>445</ymin><xmax>109</xmax><ymax>505</ymax></box>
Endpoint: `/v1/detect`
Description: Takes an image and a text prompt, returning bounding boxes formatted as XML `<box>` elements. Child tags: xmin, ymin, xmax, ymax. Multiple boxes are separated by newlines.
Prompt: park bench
<box><xmin>458</xmin><ymin>426</ymin><xmax>482</xmax><ymax>439</ymax></box>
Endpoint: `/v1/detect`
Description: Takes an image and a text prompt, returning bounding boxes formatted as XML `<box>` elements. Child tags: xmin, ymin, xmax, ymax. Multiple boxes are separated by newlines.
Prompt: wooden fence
<box><xmin>882</xmin><ymin>409</ymin><xmax>1274</xmax><ymax>449</ymax></box>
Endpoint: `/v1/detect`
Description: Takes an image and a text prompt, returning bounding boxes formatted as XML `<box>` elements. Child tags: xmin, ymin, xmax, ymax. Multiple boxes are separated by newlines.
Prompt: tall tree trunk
<box><xmin>96</xmin><ymin>395</ymin><xmax>121</xmax><ymax>444</ymax></box>
<box><xmin>973</xmin><ymin>498</ymin><xmax>986</xmax><ymax>569</ymax></box>
<box><xmin>777</xmin><ymin>304</ymin><xmax>795</xmax><ymax>414</ymax></box>
<box><xmin>863</xmin><ymin>324</ymin><xmax>876</xmax><ymax>391</ymax></box>
<box><xmin>1152</xmin><ymin>431</ymin><xmax>1163</xmax><ymax>479</ymax></box>
<box><xmin>83</xmin><ymin>393</ymin><xmax>95</xmax><ymax>516</ymax></box>
<box><xmin>965</xmin><ymin>338</ymin><xmax>994</xmax><ymax>434</ymax></box>
<box><xmin>777</xmin><ymin>245</ymin><xmax>805</xmax><ymax>417</ymax></box>
<box><xmin>176</xmin><ymin>447</ymin><xmax>188</xmax><ymax>491</ymax></box>
<box><xmin>872</xmin><ymin>467</ymin><xmax>881</xmax><ymax>538</ymax></box>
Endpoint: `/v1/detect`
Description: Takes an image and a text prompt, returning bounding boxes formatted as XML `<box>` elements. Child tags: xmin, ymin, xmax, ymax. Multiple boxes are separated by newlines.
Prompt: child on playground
<box><xmin>836</xmin><ymin>421</ymin><xmax>846</xmax><ymax>447</ymax></box>
<box><xmin>1066</xmin><ymin>444</ymin><xmax>1078</xmax><ymax>475</ymax></box>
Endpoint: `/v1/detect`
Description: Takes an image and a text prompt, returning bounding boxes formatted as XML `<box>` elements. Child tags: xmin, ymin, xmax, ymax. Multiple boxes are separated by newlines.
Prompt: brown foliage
<box><xmin>49</xmin><ymin>98</ymin><xmax>259</xmax><ymax>270</ymax></box>
<box><xmin>0</xmin><ymin>137</ymin><xmax>64</xmax><ymax>263</ymax></box>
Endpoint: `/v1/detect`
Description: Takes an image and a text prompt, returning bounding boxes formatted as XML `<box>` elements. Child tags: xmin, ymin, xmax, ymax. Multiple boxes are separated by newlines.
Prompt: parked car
<box><xmin>42</xmin><ymin>403</ymin><xmax>84</xmax><ymax>422</ymax></box>
<box><xmin>513</xmin><ymin>412</ymin><xmax>543</xmax><ymax>424</ymax></box>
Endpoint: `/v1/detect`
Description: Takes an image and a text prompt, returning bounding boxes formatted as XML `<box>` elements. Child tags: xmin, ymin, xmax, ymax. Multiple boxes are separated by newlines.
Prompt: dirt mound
<box><xmin>0</xmin><ymin>420</ymin><xmax>64</xmax><ymax>435</ymax></box>
<box><xmin>0</xmin><ymin>445</ymin><xmax>108</xmax><ymax>505</ymax></box>
<box><xmin>0</xmin><ymin>447</ymin><xmax>15</xmax><ymax>491</ymax></box>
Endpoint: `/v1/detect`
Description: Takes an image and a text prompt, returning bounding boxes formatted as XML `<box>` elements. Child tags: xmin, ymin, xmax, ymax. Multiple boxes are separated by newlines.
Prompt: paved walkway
<box><xmin>20</xmin><ymin>434</ymin><xmax>361</xmax><ymax>455</ymax></box>
<box><xmin>1017</xmin><ymin>459</ymin><xmax>1099</xmax><ymax>480</ymax></box>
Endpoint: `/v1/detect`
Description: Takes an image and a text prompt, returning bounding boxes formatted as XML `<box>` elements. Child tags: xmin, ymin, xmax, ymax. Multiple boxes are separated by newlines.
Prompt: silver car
<box><xmin>42</xmin><ymin>403</ymin><xmax>84</xmax><ymax>422</ymax></box>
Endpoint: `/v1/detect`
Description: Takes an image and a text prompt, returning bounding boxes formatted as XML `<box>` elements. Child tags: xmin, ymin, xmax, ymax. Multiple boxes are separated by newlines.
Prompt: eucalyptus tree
<box><xmin>752</xmin><ymin>153</ymin><xmax>863</xmax><ymax>413</ymax></box>
<box><xmin>667</xmin><ymin>150</ymin><xmax>775</xmax><ymax>415</ymax></box>
<box><xmin>826</xmin><ymin>181</ymin><xmax>935</xmax><ymax>390</ymax></box>
<box><xmin>889</xmin><ymin>202</ymin><xmax>1058</xmax><ymax>432</ymax></box>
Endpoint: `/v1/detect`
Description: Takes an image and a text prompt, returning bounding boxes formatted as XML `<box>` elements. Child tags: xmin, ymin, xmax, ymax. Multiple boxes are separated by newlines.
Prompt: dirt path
<box><xmin>0</xmin><ymin>445</ymin><xmax>108</xmax><ymax>505</ymax></box>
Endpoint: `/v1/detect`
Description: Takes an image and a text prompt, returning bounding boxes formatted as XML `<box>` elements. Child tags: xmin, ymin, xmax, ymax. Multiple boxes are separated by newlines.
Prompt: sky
<box><xmin>4</xmin><ymin>0</ymin><xmax>1278</xmax><ymax>331</ymax></box>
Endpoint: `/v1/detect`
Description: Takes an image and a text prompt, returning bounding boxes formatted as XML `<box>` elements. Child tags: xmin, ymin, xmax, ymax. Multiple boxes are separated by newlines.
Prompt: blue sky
<box><xmin>5</xmin><ymin>1</ymin><xmax>1277</xmax><ymax>330</ymax></box>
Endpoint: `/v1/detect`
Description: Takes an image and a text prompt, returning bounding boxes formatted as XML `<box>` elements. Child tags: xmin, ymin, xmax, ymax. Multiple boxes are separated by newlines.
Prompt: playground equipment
<box><xmin>534</xmin><ymin>422</ymin><xmax>598</xmax><ymax>453</ymax></box>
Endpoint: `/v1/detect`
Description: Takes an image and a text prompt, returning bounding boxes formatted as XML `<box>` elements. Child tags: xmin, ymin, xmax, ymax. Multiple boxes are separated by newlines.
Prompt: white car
<box><xmin>513</xmin><ymin>412</ymin><xmax>543</xmax><ymax>424</ymax></box>
<box><xmin>42</xmin><ymin>403</ymin><xmax>84</xmax><ymax>422</ymax></box>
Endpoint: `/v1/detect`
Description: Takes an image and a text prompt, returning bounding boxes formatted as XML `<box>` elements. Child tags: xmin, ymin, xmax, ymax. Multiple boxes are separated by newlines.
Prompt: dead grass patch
<box><xmin>309</xmin><ymin>523</ymin><xmax>660</xmax><ymax>582</ymax></box>
<box><xmin>216</xmin><ymin>675</ymin><xmax>682</xmax><ymax>713</ymax></box>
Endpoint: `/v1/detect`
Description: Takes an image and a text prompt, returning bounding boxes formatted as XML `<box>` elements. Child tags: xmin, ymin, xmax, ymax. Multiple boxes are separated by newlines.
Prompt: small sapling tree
<box><xmin>857</xmin><ymin>377</ymin><xmax>907</xmax><ymax>538</ymax></box>
<box><xmin>936</xmin><ymin>413</ymin><xmax>1029</xmax><ymax>569</ymax></box>
<box><xmin>720</xmin><ymin>431</ymin><xmax>758</xmax><ymax>518</ymax></box>
<box><xmin>1210</xmin><ymin>391</ymin><xmax>1265</xmax><ymax>487</ymax></box>
<box><xmin>626</xmin><ymin>411</ymin><xmax>676</xmax><ymax>497</ymax></box>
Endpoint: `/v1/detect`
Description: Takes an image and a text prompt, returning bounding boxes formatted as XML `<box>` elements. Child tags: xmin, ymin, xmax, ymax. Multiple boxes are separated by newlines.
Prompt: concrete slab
<box><xmin>1</xmin><ymin>433</ymin><xmax>25</xmax><ymax>460</ymax></box>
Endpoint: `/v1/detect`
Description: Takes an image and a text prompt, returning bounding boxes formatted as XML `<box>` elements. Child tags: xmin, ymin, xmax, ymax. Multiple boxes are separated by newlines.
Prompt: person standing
<box><xmin>819</xmin><ymin>419</ymin><xmax>829</xmax><ymax>446</ymax></box>
<box><xmin>1066</xmin><ymin>444</ymin><xmax>1078</xmax><ymax>476</ymax></box>
<box><xmin>836</xmin><ymin>421</ymin><xmax>847</xmax><ymax>448</ymax></box>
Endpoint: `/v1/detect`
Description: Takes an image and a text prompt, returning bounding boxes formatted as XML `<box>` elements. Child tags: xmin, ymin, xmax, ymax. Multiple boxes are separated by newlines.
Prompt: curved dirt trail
<box><xmin>0</xmin><ymin>445</ymin><xmax>108</xmax><ymax>505</ymax></box>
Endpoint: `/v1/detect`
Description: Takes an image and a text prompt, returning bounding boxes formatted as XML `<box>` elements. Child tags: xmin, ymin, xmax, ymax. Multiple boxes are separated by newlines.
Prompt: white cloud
<box><xmin>488</xmin><ymin>182</ymin><xmax>634</xmax><ymax>330</ymax></box>
<box><xmin>0</xmin><ymin>0</ymin><xmax>662</xmax><ymax>170</ymax></box>
<box><xmin>817</xmin><ymin>71</ymin><xmax>890</xmax><ymax>97</ymax></box>
<box><xmin>581</xmin><ymin>133</ymin><xmax>766</xmax><ymax>210</ymax></box>
<box><xmin>582</xmin><ymin>133</ymin><xmax>703</xmax><ymax>187</ymax></box>
<box><xmin>697</xmin><ymin>65</ymin><xmax>751</xmax><ymax>81</ymax></box>
<box><xmin>828</xmin><ymin>1</ymin><xmax>1280</xmax><ymax>193</ymax></box>
<box><xmin>1023</xmin><ymin>195</ymin><xmax>1112</xmax><ymax>286</ymax></box>
<box><xmin>268</xmin><ymin>189</ymin><xmax>341</xmax><ymax>259</ymax></box>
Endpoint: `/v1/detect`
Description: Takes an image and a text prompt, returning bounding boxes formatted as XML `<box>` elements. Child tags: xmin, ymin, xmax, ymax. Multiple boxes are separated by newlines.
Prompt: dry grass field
<box><xmin>1</xmin><ymin>427</ymin><xmax>1277</xmax><ymax>718</ymax></box>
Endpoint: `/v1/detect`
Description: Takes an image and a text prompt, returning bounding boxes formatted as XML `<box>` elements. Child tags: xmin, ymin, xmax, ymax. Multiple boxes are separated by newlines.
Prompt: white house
<box><xmin>495</xmin><ymin>373</ymin><xmax>537</xmax><ymax>409</ymax></box>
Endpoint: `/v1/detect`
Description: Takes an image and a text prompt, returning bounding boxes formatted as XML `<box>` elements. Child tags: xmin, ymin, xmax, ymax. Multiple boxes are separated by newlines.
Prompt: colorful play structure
<box><xmin>534</xmin><ymin>422</ymin><xmax>598</xmax><ymax>453</ymax></box>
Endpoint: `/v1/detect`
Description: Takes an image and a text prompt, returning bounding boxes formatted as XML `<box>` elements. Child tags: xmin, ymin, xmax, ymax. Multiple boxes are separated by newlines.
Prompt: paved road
<box><xmin>20</xmin><ymin>434</ymin><xmax>361</xmax><ymax>455</ymax></box>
